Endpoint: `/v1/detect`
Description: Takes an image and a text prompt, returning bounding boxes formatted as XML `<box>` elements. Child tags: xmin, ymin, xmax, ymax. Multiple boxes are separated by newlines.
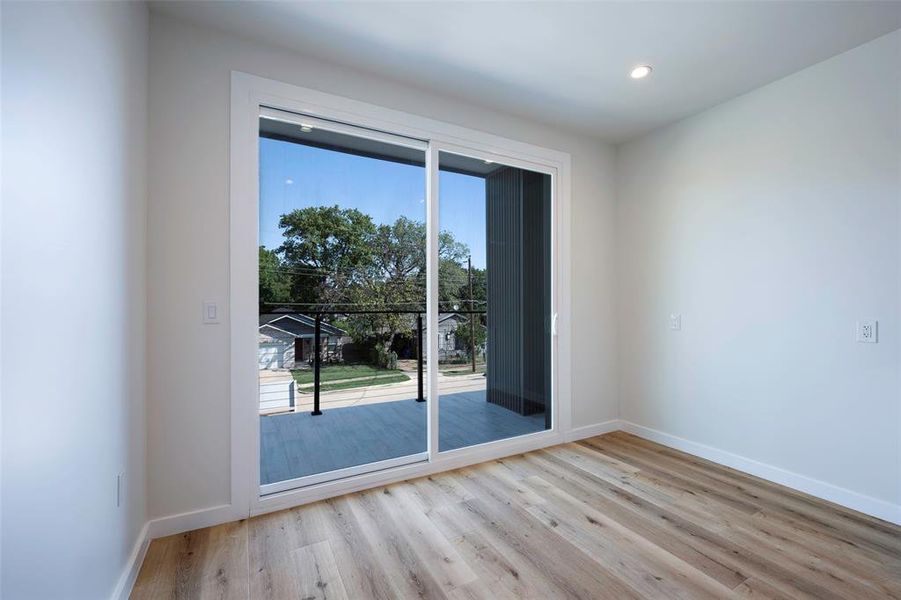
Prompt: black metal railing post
<box><xmin>312</xmin><ymin>315</ymin><xmax>322</xmax><ymax>415</ymax></box>
<box><xmin>416</xmin><ymin>314</ymin><xmax>425</xmax><ymax>402</ymax></box>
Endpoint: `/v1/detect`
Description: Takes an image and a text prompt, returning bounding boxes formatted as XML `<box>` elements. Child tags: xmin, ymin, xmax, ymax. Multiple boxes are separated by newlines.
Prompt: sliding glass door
<box><xmin>258</xmin><ymin>110</ymin><xmax>429</xmax><ymax>492</ymax></box>
<box><xmin>256</xmin><ymin>109</ymin><xmax>554</xmax><ymax>493</ymax></box>
<box><xmin>437</xmin><ymin>151</ymin><xmax>553</xmax><ymax>452</ymax></box>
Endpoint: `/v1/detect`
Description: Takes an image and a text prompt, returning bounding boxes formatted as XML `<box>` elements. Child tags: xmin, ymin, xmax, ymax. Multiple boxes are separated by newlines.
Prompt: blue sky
<box><xmin>259</xmin><ymin>138</ymin><xmax>487</xmax><ymax>268</ymax></box>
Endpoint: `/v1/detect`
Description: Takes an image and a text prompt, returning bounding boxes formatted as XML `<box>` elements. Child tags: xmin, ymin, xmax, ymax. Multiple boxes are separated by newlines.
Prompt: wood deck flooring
<box><xmin>261</xmin><ymin>390</ymin><xmax>546</xmax><ymax>484</ymax></box>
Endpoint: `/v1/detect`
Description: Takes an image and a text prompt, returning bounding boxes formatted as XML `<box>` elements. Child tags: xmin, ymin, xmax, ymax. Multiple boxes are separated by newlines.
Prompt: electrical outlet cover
<box><xmin>669</xmin><ymin>313</ymin><xmax>682</xmax><ymax>331</ymax></box>
<box><xmin>856</xmin><ymin>320</ymin><xmax>877</xmax><ymax>343</ymax></box>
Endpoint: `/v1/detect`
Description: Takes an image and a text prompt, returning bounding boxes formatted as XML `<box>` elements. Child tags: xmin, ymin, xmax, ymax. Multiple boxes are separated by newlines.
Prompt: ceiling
<box><xmin>150</xmin><ymin>1</ymin><xmax>901</xmax><ymax>142</ymax></box>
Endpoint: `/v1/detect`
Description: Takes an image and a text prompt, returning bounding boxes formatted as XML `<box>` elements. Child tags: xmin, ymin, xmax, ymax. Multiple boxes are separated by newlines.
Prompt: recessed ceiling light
<box><xmin>300</xmin><ymin>124</ymin><xmax>313</xmax><ymax>132</ymax></box>
<box><xmin>484</xmin><ymin>159</ymin><xmax>494</xmax><ymax>165</ymax></box>
<box><xmin>630</xmin><ymin>65</ymin><xmax>652</xmax><ymax>79</ymax></box>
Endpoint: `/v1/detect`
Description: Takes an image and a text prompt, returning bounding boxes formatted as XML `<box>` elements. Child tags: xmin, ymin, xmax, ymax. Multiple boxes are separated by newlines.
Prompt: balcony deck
<box><xmin>260</xmin><ymin>390</ymin><xmax>547</xmax><ymax>485</ymax></box>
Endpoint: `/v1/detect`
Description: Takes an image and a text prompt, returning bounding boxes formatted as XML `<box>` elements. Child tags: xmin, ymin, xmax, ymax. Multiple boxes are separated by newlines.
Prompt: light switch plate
<box><xmin>669</xmin><ymin>313</ymin><xmax>682</xmax><ymax>331</ymax></box>
<box><xmin>203</xmin><ymin>301</ymin><xmax>220</xmax><ymax>324</ymax></box>
<box><xmin>856</xmin><ymin>320</ymin><xmax>877</xmax><ymax>343</ymax></box>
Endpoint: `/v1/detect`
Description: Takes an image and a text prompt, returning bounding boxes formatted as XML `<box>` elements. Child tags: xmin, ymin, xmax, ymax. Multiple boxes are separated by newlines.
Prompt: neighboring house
<box><xmin>425</xmin><ymin>313</ymin><xmax>471</xmax><ymax>359</ymax></box>
<box><xmin>258</xmin><ymin>312</ymin><xmax>348</xmax><ymax>370</ymax></box>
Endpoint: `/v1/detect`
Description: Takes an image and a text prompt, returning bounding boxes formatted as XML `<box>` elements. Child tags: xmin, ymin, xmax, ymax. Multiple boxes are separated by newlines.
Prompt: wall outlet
<box><xmin>669</xmin><ymin>313</ymin><xmax>682</xmax><ymax>331</ymax></box>
<box><xmin>856</xmin><ymin>320</ymin><xmax>877</xmax><ymax>343</ymax></box>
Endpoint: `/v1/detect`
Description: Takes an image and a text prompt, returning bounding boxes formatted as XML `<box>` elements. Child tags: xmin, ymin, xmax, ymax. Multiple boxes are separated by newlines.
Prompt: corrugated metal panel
<box><xmin>486</xmin><ymin>167</ymin><xmax>551</xmax><ymax>418</ymax></box>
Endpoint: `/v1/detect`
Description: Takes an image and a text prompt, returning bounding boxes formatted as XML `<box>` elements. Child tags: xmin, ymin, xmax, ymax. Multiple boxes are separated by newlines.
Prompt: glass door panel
<box><xmin>258</xmin><ymin>112</ymin><xmax>428</xmax><ymax>491</ymax></box>
<box><xmin>437</xmin><ymin>151</ymin><xmax>553</xmax><ymax>452</ymax></box>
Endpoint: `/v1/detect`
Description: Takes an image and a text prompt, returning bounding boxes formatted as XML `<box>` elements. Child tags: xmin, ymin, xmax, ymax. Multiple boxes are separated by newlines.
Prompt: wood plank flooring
<box><xmin>132</xmin><ymin>432</ymin><xmax>901</xmax><ymax>599</ymax></box>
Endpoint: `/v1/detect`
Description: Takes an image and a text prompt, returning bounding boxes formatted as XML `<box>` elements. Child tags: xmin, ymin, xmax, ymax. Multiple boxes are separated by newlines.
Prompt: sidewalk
<box><xmin>261</xmin><ymin>370</ymin><xmax>487</xmax><ymax>413</ymax></box>
<box><xmin>298</xmin><ymin>371</ymin><xmax>485</xmax><ymax>410</ymax></box>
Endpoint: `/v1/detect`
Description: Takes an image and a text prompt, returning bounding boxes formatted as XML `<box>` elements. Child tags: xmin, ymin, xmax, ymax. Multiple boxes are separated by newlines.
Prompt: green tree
<box><xmin>349</xmin><ymin>217</ymin><xmax>429</xmax><ymax>359</ymax></box>
<box><xmin>258</xmin><ymin>246</ymin><xmax>292</xmax><ymax>307</ymax></box>
<box><xmin>469</xmin><ymin>267</ymin><xmax>487</xmax><ymax>305</ymax></box>
<box><xmin>437</xmin><ymin>232</ymin><xmax>469</xmax><ymax>309</ymax></box>
<box><xmin>266</xmin><ymin>207</ymin><xmax>481</xmax><ymax>367</ymax></box>
<box><xmin>459</xmin><ymin>265</ymin><xmax>486</xmax><ymax>311</ymax></box>
<box><xmin>277</xmin><ymin>205</ymin><xmax>377</xmax><ymax>307</ymax></box>
<box><xmin>455</xmin><ymin>315</ymin><xmax>488</xmax><ymax>361</ymax></box>
<box><xmin>445</xmin><ymin>262</ymin><xmax>487</xmax><ymax>365</ymax></box>
<box><xmin>439</xmin><ymin>262</ymin><xmax>486</xmax><ymax>313</ymax></box>
<box><xmin>344</xmin><ymin>216</ymin><xmax>476</xmax><ymax>361</ymax></box>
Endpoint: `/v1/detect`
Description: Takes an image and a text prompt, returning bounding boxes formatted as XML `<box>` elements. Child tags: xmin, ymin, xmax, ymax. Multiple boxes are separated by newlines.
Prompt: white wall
<box><xmin>616</xmin><ymin>31</ymin><xmax>900</xmax><ymax>516</ymax></box>
<box><xmin>1</xmin><ymin>2</ymin><xmax>148</xmax><ymax>598</ymax></box>
<box><xmin>147</xmin><ymin>14</ymin><xmax>617</xmax><ymax>521</ymax></box>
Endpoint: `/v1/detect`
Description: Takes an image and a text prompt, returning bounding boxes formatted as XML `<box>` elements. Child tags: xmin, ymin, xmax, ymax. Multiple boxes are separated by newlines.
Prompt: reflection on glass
<box><xmin>438</xmin><ymin>152</ymin><xmax>552</xmax><ymax>452</ymax></box>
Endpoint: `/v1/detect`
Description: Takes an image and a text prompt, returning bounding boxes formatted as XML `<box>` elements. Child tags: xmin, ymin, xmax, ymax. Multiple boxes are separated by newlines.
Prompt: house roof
<box><xmin>258</xmin><ymin>313</ymin><xmax>346</xmax><ymax>337</ymax></box>
<box><xmin>439</xmin><ymin>313</ymin><xmax>468</xmax><ymax>323</ymax></box>
<box><xmin>428</xmin><ymin>313</ymin><xmax>469</xmax><ymax>329</ymax></box>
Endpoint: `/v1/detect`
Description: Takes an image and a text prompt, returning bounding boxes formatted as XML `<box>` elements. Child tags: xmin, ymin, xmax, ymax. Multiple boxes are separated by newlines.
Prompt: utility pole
<box><xmin>469</xmin><ymin>255</ymin><xmax>476</xmax><ymax>373</ymax></box>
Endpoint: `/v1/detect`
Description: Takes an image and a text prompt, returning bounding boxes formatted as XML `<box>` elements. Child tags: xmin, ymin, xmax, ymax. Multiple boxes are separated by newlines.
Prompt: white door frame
<box><xmin>231</xmin><ymin>71</ymin><xmax>573</xmax><ymax>518</ymax></box>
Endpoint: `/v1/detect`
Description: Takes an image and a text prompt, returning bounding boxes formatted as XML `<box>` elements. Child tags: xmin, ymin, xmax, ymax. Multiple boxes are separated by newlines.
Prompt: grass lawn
<box><xmin>315</xmin><ymin>373</ymin><xmax>410</xmax><ymax>393</ymax></box>
<box><xmin>292</xmin><ymin>364</ymin><xmax>401</xmax><ymax>384</ymax></box>
<box><xmin>440</xmin><ymin>364</ymin><xmax>487</xmax><ymax>376</ymax></box>
<box><xmin>292</xmin><ymin>363</ymin><xmax>410</xmax><ymax>392</ymax></box>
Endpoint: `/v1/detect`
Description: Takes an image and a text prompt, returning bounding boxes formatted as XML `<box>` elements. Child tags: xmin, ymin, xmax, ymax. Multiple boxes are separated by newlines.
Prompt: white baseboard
<box><xmin>111</xmin><ymin>522</ymin><xmax>150</xmax><ymax>600</ymax></box>
<box><xmin>620</xmin><ymin>421</ymin><xmax>901</xmax><ymax>526</ymax></box>
<box><xmin>564</xmin><ymin>419</ymin><xmax>622</xmax><ymax>442</ymax></box>
<box><xmin>111</xmin><ymin>506</ymin><xmax>238</xmax><ymax>599</ymax></box>
<box><xmin>146</xmin><ymin>503</ymin><xmax>241</xmax><ymax>540</ymax></box>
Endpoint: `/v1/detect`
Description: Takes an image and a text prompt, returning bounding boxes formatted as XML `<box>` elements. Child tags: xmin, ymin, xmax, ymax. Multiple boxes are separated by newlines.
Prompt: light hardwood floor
<box><xmin>132</xmin><ymin>432</ymin><xmax>901</xmax><ymax>599</ymax></box>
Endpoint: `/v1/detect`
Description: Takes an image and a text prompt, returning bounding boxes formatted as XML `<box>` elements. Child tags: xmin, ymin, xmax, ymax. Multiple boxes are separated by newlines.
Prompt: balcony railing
<box><xmin>261</xmin><ymin>308</ymin><xmax>487</xmax><ymax>416</ymax></box>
